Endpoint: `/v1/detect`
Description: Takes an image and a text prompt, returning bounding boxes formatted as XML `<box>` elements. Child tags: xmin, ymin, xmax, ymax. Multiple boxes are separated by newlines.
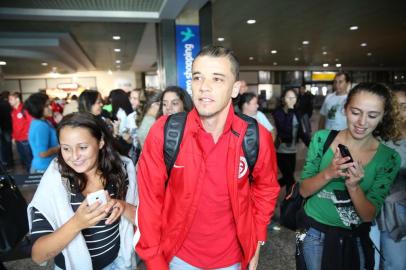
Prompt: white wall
<box><xmin>1</xmin><ymin>70</ymin><xmax>138</xmax><ymax>98</ymax></box>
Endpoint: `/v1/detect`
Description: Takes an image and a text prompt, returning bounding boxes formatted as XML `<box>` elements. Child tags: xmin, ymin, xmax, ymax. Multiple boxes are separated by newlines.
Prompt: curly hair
<box><xmin>344</xmin><ymin>82</ymin><xmax>401</xmax><ymax>142</ymax></box>
<box><xmin>56</xmin><ymin>112</ymin><xmax>128</xmax><ymax>199</ymax></box>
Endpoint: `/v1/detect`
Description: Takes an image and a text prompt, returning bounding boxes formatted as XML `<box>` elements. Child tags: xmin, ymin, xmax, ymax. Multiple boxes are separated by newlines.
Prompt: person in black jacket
<box><xmin>273</xmin><ymin>89</ymin><xmax>311</xmax><ymax>193</ymax></box>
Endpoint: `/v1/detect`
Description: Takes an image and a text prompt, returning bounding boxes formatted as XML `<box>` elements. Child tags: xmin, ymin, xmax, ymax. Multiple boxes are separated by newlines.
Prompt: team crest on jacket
<box><xmin>238</xmin><ymin>156</ymin><xmax>248</xmax><ymax>179</ymax></box>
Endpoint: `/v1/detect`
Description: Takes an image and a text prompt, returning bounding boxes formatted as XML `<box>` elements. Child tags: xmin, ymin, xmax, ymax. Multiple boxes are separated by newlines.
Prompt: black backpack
<box><xmin>163</xmin><ymin>112</ymin><xmax>259</xmax><ymax>181</ymax></box>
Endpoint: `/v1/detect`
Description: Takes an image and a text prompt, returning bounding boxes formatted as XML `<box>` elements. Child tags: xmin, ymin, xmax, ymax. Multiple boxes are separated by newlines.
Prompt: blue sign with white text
<box><xmin>176</xmin><ymin>25</ymin><xmax>200</xmax><ymax>95</ymax></box>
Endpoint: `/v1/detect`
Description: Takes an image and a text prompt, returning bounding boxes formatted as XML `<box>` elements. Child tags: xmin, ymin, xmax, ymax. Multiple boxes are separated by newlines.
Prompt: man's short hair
<box><xmin>335</xmin><ymin>71</ymin><xmax>351</xmax><ymax>82</ymax></box>
<box><xmin>194</xmin><ymin>45</ymin><xmax>240</xmax><ymax>80</ymax></box>
<box><xmin>10</xmin><ymin>91</ymin><xmax>22</xmax><ymax>101</ymax></box>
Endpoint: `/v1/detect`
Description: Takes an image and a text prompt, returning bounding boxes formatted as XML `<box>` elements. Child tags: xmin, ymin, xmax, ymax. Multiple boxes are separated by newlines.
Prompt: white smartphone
<box><xmin>86</xmin><ymin>190</ymin><xmax>107</xmax><ymax>206</ymax></box>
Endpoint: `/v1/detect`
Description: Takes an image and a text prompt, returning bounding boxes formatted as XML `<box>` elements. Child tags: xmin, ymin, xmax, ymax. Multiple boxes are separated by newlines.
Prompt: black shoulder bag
<box><xmin>280</xmin><ymin>130</ymin><xmax>338</xmax><ymax>231</ymax></box>
<box><xmin>0</xmin><ymin>164</ymin><xmax>29</xmax><ymax>252</ymax></box>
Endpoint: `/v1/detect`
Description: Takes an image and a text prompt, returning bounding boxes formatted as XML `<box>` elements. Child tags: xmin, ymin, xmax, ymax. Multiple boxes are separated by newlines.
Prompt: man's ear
<box><xmin>232</xmin><ymin>81</ymin><xmax>241</xmax><ymax>98</ymax></box>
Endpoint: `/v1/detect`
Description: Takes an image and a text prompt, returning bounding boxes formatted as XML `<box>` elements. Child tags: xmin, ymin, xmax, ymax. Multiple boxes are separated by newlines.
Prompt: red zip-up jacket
<box><xmin>136</xmin><ymin>107</ymin><xmax>280</xmax><ymax>270</ymax></box>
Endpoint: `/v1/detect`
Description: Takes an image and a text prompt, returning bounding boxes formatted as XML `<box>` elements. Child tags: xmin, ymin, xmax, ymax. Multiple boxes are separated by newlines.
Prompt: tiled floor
<box><xmin>1</xmin><ymin>111</ymin><xmax>320</xmax><ymax>270</ymax></box>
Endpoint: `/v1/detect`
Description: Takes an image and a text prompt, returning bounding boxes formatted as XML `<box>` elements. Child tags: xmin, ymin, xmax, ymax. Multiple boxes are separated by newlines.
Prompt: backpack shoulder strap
<box><xmin>163</xmin><ymin>112</ymin><xmax>188</xmax><ymax>177</ymax></box>
<box><xmin>323</xmin><ymin>130</ymin><xmax>339</xmax><ymax>155</ymax></box>
<box><xmin>235</xmin><ymin>112</ymin><xmax>259</xmax><ymax>174</ymax></box>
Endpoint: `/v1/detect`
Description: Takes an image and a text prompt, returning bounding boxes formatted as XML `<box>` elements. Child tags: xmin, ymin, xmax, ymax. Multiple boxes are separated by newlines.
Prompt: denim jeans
<box><xmin>370</xmin><ymin>224</ymin><xmax>406</xmax><ymax>270</ymax></box>
<box><xmin>303</xmin><ymin>227</ymin><xmax>365</xmax><ymax>270</ymax></box>
<box><xmin>16</xmin><ymin>140</ymin><xmax>32</xmax><ymax>172</ymax></box>
<box><xmin>54</xmin><ymin>255</ymin><xmax>133</xmax><ymax>270</ymax></box>
<box><xmin>169</xmin><ymin>256</ymin><xmax>241</xmax><ymax>270</ymax></box>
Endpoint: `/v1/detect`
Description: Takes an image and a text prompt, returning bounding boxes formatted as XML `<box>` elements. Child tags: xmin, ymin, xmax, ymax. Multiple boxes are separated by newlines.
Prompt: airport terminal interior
<box><xmin>0</xmin><ymin>0</ymin><xmax>406</xmax><ymax>269</ymax></box>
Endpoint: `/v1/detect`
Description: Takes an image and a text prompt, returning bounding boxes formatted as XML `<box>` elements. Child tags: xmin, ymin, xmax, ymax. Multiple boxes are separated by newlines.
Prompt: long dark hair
<box><xmin>56</xmin><ymin>112</ymin><xmax>128</xmax><ymax>199</ymax></box>
<box><xmin>109</xmin><ymin>89</ymin><xmax>133</xmax><ymax>119</ymax></box>
<box><xmin>78</xmin><ymin>90</ymin><xmax>101</xmax><ymax>113</ymax></box>
<box><xmin>157</xmin><ymin>86</ymin><xmax>193</xmax><ymax>118</ymax></box>
<box><xmin>344</xmin><ymin>82</ymin><xmax>401</xmax><ymax>141</ymax></box>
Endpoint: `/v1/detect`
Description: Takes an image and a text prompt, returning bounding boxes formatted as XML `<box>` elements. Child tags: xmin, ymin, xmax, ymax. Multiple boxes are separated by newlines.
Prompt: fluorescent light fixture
<box><xmin>367</xmin><ymin>52</ymin><xmax>372</xmax><ymax>56</ymax></box>
<box><xmin>336</xmin><ymin>63</ymin><xmax>342</xmax><ymax>67</ymax></box>
<box><xmin>323</xmin><ymin>63</ymin><xmax>329</xmax><ymax>67</ymax></box>
<box><xmin>41</xmin><ymin>62</ymin><xmax>48</xmax><ymax>66</ymax></box>
<box><xmin>0</xmin><ymin>61</ymin><xmax>6</xmax><ymax>66</ymax></box>
<box><xmin>360</xmin><ymin>42</ymin><xmax>367</xmax><ymax>47</ymax></box>
<box><xmin>271</xmin><ymin>50</ymin><xmax>277</xmax><ymax>54</ymax></box>
<box><xmin>112</xmin><ymin>36</ymin><xmax>121</xmax><ymax>40</ymax></box>
<box><xmin>349</xmin><ymin>26</ymin><xmax>358</xmax><ymax>30</ymax></box>
<box><xmin>322</xmin><ymin>51</ymin><xmax>327</xmax><ymax>55</ymax></box>
<box><xmin>217</xmin><ymin>37</ymin><xmax>225</xmax><ymax>42</ymax></box>
<box><xmin>115</xmin><ymin>60</ymin><xmax>121</xmax><ymax>64</ymax></box>
<box><xmin>249</xmin><ymin>57</ymin><xmax>254</xmax><ymax>60</ymax></box>
<box><xmin>114</xmin><ymin>48</ymin><xmax>121</xmax><ymax>52</ymax></box>
<box><xmin>302</xmin><ymin>40</ymin><xmax>310</xmax><ymax>45</ymax></box>
<box><xmin>294</xmin><ymin>57</ymin><xmax>299</xmax><ymax>61</ymax></box>
<box><xmin>246</xmin><ymin>19</ymin><xmax>256</xmax><ymax>24</ymax></box>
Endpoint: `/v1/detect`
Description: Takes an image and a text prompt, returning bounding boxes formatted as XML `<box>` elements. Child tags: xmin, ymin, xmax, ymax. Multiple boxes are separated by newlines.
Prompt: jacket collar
<box><xmin>189</xmin><ymin>104</ymin><xmax>245</xmax><ymax>137</ymax></box>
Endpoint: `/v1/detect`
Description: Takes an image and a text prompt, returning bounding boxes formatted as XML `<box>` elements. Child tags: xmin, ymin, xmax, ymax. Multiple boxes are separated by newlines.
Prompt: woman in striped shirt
<box><xmin>28</xmin><ymin>112</ymin><xmax>138</xmax><ymax>270</ymax></box>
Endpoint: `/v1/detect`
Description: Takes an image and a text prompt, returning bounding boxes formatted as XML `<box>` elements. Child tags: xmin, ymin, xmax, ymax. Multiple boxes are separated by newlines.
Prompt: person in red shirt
<box><xmin>136</xmin><ymin>46</ymin><xmax>280</xmax><ymax>270</ymax></box>
<box><xmin>9</xmin><ymin>92</ymin><xmax>33</xmax><ymax>172</ymax></box>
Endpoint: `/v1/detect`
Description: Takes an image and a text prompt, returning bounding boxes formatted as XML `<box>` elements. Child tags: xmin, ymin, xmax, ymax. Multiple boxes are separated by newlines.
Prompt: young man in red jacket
<box><xmin>136</xmin><ymin>46</ymin><xmax>280</xmax><ymax>270</ymax></box>
<box><xmin>9</xmin><ymin>92</ymin><xmax>33</xmax><ymax>172</ymax></box>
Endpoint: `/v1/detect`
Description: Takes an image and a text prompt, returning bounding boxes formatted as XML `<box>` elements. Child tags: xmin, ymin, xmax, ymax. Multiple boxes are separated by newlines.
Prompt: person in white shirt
<box><xmin>319</xmin><ymin>72</ymin><xmax>351</xmax><ymax>131</ymax></box>
<box><xmin>238</xmin><ymin>92</ymin><xmax>276</xmax><ymax>140</ymax></box>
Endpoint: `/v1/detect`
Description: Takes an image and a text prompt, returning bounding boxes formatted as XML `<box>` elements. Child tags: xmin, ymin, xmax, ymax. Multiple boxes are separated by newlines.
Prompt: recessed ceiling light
<box><xmin>249</xmin><ymin>57</ymin><xmax>254</xmax><ymax>60</ymax></box>
<box><xmin>114</xmin><ymin>48</ymin><xmax>121</xmax><ymax>52</ymax></box>
<box><xmin>367</xmin><ymin>52</ymin><xmax>372</xmax><ymax>56</ymax></box>
<box><xmin>112</xmin><ymin>36</ymin><xmax>121</xmax><ymax>40</ymax></box>
<box><xmin>271</xmin><ymin>50</ymin><xmax>277</xmax><ymax>54</ymax></box>
<box><xmin>322</xmin><ymin>51</ymin><xmax>327</xmax><ymax>55</ymax></box>
<box><xmin>336</xmin><ymin>63</ymin><xmax>342</xmax><ymax>67</ymax></box>
<box><xmin>115</xmin><ymin>60</ymin><xmax>121</xmax><ymax>64</ymax></box>
<box><xmin>0</xmin><ymin>61</ymin><xmax>6</xmax><ymax>66</ymax></box>
<box><xmin>323</xmin><ymin>63</ymin><xmax>329</xmax><ymax>67</ymax></box>
<box><xmin>360</xmin><ymin>42</ymin><xmax>367</xmax><ymax>47</ymax></box>
<box><xmin>294</xmin><ymin>57</ymin><xmax>299</xmax><ymax>61</ymax></box>
<box><xmin>41</xmin><ymin>62</ymin><xmax>48</xmax><ymax>66</ymax></box>
<box><xmin>302</xmin><ymin>40</ymin><xmax>310</xmax><ymax>45</ymax></box>
<box><xmin>349</xmin><ymin>26</ymin><xmax>358</xmax><ymax>30</ymax></box>
<box><xmin>217</xmin><ymin>37</ymin><xmax>225</xmax><ymax>42</ymax></box>
<box><xmin>246</xmin><ymin>19</ymin><xmax>256</xmax><ymax>24</ymax></box>
<box><xmin>273</xmin><ymin>62</ymin><xmax>278</xmax><ymax>66</ymax></box>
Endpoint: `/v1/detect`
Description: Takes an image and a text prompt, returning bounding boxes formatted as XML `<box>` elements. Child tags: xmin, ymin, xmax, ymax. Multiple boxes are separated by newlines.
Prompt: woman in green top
<box><xmin>299</xmin><ymin>83</ymin><xmax>401</xmax><ymax>270</ymax></box>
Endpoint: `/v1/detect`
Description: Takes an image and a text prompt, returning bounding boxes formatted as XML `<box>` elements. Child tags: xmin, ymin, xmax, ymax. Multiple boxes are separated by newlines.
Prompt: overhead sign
<box><xmin>312</xmin><ymin>72</ymin><xmax>337</xmax><ymax>81</ymax></box>
<box><xmin>176</xmin><ymin>25</ymin><xmax>200</xmax><ymax>94</ymax></box>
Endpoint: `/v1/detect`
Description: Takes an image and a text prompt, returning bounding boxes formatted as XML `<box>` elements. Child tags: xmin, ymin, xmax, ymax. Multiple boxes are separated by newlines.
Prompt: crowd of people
<box><xmin>0</xmin><ymin>45</ymin><xmax>404</xmax><ymax>270</ymax></box>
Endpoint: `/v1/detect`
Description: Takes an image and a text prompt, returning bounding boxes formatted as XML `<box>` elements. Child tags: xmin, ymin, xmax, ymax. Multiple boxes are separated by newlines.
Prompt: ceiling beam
<box><xmin>0</xmin><ymin>8</ymin><xmax>160</xmax><ymax>22</ymax></box>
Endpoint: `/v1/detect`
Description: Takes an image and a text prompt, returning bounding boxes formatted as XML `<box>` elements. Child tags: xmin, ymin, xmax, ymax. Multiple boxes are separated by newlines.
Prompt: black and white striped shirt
<box><xmin>30</xmin><ymin>188</ymin><xmax>120</xmax><ymax>270</ymax></box>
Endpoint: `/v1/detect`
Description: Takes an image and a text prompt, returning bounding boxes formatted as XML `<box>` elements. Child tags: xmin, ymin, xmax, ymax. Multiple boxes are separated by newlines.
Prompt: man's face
<box><xmin>191</xmin><ymin>55</ymin><xmax>239</xmax><ymax>119</ymax></box>
<box><xmin>333</xmin><ymin>74</ymin><xmax>349</xmax><ymax>95</ymax></box>
<box><xmin>8</xmin><ymin>95</ymin><xmax>19</xmax><ymax>107</ymax></box>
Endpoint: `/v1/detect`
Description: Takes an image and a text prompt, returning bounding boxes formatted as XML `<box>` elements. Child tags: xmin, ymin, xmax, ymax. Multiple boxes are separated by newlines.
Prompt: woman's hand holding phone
<box><xmin>72</xmin><ymin>199</ymin><xmax>108</xmax><ymax>231</ymax></box>
<box><xmin>324</xmin><ymin>147</ymin><xmax>356</xmax><ymax>181</ymax></box>
<box><xmin>103</xmin><ymin>191</ymin><xmax>126</xmax><ymax>225</ymax></box>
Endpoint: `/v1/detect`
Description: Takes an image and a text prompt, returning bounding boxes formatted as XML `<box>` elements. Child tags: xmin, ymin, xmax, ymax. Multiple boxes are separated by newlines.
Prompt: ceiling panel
<box><xmin>212</xmin><ymin>0</ymin><xmax>406</xmax><ymax>68</ymax></box>
<box><xmin>0</xmin><ymin>20</ymin><xmax>145</xmax><ymax>74</ymax></box>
